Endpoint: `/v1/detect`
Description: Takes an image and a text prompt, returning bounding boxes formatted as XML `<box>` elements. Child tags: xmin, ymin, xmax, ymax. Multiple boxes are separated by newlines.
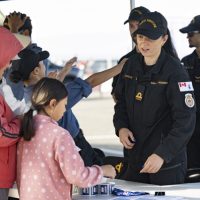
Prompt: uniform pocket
<box><xmin>160</xmin><ymin>163</ymin><xmax>182</xmax><ymax>171</ymax></box>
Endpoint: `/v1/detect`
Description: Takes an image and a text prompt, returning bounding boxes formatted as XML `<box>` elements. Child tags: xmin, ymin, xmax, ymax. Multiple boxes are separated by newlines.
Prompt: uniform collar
<box><xmin>193</xmin><ymin>50</ymin><xmax>200</xmax><ymax>59</ymax></box>
<box><xmin>138</xmin><ymin>49</ymin><xmax>167</xmax><ymax>75</ymax></box>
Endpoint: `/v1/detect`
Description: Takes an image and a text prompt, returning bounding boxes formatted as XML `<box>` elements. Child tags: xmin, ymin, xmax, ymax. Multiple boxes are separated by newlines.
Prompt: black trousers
<box><xmin>187</xmin><ymin>115</ymin><xmax>200</xmax><ymax>168</ymax></box>
<box><xmin>187</xmin><ymin>136</ymin><xmax>200</xmax><ymax>168</ymax></box>
<box><xmin>74</xmin><ymin>129</ymin><xmax>104</xmax><ymax>167</ymax></box>
<box><xmin>121</xmin><ymin>162</ymin><xmax>187</xmax><ymax>185</ymax></box>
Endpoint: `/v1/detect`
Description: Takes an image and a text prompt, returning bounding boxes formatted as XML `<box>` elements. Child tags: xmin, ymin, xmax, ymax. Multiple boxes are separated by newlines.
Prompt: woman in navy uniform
<box><xmin>113</xmin><ymin>11</ymin><xmax>196</xmax><ymax>185</ymax></box>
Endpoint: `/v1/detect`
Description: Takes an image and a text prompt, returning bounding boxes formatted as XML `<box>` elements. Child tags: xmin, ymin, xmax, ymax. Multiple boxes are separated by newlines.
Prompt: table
<box><xmin>73</xmin><ymin>179</ymin><xmax>200</xmax><ymax>200</ymax></box>
<box><xmin>9</xmin><ymin>179</ymin><xmax>200</xmax><ymax>199</ymax></box>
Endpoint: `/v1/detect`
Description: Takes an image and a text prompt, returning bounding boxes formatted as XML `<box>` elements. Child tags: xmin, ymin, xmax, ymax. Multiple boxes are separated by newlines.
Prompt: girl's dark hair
<box><xmin>163</xmin><ymin>28</ymin><xmax>179</xmax><ymax>60</ymax></box>
<box><xmin>21</xmin><ymin>77</ymin><xmax>68</xmax><ymax>141</ymax></box>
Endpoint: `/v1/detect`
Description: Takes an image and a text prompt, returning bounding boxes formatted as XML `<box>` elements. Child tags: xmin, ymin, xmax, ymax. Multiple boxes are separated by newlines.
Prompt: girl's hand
<box><xmin>101</xmin><ymin>165</ymin><xmax>116</xmax><ymax>179</ymax></box>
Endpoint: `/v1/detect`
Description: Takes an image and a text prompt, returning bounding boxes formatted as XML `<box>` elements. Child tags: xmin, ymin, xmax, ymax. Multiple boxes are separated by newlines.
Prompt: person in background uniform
<box><xmin>111</xmin><ymin>6</ymin><xmax>150</xmax><ymax>100</ymax></box>
<box><xmin>180</xmin><ymin>15</ymin><xmax>200</xmax><ymax>169</ymax></box>
<box><xmin>17</xmin><ymin>77</ymin><xmax>116</xmax><ymax>200</ymax></box>
<box><xmin>113</xmin><ymin>11</ymin><xmax>196</xmax><ymax>185</ymax></box>
<box><xmin>108</xmin><ymin>6</ymin><xmax>150</xmax><ymax>179</ymax></box>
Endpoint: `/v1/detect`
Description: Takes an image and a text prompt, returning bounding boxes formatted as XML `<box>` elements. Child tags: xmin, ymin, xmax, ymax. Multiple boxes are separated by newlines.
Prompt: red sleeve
<box><xmin>0</xmin><ymin>95</ymin><xmax>20</xmax><ymax>147</ymax></box>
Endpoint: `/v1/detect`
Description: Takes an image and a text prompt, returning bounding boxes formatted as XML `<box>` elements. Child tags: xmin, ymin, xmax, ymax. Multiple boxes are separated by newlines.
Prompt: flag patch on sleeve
<box><xmin>178</xmin><ymin>82</ymin><xmax>194</xmax><ymax>92</ymax></box>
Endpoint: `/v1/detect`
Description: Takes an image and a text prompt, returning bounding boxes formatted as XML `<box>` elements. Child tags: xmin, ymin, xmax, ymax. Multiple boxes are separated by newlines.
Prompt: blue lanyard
<box><xmin>112</xmin><ymin>188</ymin><xmax>149</xmax><ymax>196</ymax></box>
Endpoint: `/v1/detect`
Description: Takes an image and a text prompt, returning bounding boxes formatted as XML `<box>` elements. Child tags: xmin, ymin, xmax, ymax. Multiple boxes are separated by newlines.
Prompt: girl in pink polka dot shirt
<box><xmin>17</xmin><ymin>78</ymin><xmax>116</xmax><ymax>200</ymax></box>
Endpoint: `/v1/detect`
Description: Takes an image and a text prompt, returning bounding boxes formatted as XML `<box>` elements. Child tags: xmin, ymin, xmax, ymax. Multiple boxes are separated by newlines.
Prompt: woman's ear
<box><xmin>162</xmin><ymin>34</ymin><xmax>168</xmax><ymax>46</ymax></box>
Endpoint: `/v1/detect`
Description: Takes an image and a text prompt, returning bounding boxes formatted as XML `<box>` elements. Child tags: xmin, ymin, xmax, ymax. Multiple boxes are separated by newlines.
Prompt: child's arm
<box><xmin>1</xmin><ymin>78</ymin><xmax>30</xmax><ymax>115</ymax></box>
<box><xmin>54</xmin><ymin>131</ymin><xmax>103</xmax><ymax>188</ymax></box>
<box><xmin>65</xmin><ymin>78</ymin><xmax>92</xmax><ymax>109</ymax></box>
<box><xmin>0</xmin><ymin>96</ymin><xmax>20</xmax><ymax>147</ymax></box>
<box><xmin>85</xmin><ymin>58</ymin><xmax>128</xmax><ymax>88</ymax></box>
<box><xmin>56</xmin><ymin>57</ymin><xmax>77</xmax><ymax>82</ymax></box>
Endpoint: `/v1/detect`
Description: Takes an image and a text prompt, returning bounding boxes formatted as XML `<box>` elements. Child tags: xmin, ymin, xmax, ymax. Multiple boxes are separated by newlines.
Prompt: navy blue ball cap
<box><xmin>134</xmin><ymin>11</ymin><xmax>168</xmax><ymax>40</ymax></box>
<box><xmin>124</xmin><ymin>6</ymin><xmax>150</xmax><ymax>24</ymax></box>
<box><xmin>11</xmin><ymin>45</ymin><xmax>49</xmax><ymax>81</ymax></box>
<box><xmin>180</xmin><ymin>15</ymin><xmax>200</xmax><ymax>33</ymax></box>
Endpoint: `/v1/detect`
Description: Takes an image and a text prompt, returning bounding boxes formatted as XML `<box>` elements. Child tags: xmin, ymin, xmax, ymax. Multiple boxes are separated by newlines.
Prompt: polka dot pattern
<box><xmin>17</xmin><ymin>114</ymin><xmax>103</xmax><ymax>200</ymax></box>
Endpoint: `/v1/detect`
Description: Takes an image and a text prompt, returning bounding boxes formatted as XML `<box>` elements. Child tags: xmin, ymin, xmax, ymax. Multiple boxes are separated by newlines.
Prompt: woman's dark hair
<box><xmin>21</xmin><ymin>77</ymin><xmax>68</xmax><ymax>141</ymax></box>
<box><xmin>163</xmin><ymin>28</ymin><xmax>179</xmax><ymax>60</ymax></box>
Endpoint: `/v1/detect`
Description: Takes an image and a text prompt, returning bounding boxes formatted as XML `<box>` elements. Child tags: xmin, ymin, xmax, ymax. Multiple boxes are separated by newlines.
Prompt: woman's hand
<box><xmin>140</xmin><ymin>154</ymin><xmax>164</xmax><ymax>173</ymax></box>
<box><xmin>119</xmin><ymin>128</ymin><xmax>135</xmax><ymax>149</ymax></box>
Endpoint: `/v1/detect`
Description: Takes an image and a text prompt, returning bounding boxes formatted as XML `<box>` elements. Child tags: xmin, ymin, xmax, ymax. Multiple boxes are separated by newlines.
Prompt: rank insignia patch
<box><xmin>135</xmin><ymin>92</ymin><xmax>143</xmax><ymax>101</ymax></box>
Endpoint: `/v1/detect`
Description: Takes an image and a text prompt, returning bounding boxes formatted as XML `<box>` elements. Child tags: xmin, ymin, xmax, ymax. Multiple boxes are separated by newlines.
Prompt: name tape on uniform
<box><xmin>178</xmin><ymin>82</ymin><xmax>194</xmax><ymax>92</ymax></box>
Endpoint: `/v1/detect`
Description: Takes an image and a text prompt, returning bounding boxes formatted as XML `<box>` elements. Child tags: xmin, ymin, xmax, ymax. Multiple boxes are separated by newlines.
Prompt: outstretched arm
<box><xmin>57</xmin><ymin>57</ymin><xmax>77</xmax><ymax>82</ymax></box>
<box><xmin>85</xmin><ymin>58</ymin><xmax>128</xmax><ymax>88</ymax></box>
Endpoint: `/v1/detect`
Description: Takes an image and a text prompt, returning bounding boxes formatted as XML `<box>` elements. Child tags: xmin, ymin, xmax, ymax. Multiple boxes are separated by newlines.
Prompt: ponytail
<box><xmin>20</xmin><ymin>109</ymin><xmax>35</xmax><ymax>141</ymax></box>
<box><xmin>163</xmin><ymin>28</ymin><xmax>179</xmax><ymax>60</ymax></box>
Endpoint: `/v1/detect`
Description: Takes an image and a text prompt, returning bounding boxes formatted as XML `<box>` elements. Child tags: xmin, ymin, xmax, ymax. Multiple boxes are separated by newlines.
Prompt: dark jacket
<box><xmin>111</xmin><ymin>48</ymin><xmax>137</xmax><ymax>95</ymax></box>
<box><xmin>181</xmin><ymin>50</ymin><xmax>200</xmax><ymax>114</ymax></box>
<box><xmin>114</xmin><ymin>50</ymin><xmax>196</xmax><ymax>168</ymax></box>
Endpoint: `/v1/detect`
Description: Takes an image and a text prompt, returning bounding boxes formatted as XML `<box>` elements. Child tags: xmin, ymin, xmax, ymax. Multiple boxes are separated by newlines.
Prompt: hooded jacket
<box><xmin>0</xmin><ymin>94</ymin><xmax>20</xmax><ymax>188</ymax></box>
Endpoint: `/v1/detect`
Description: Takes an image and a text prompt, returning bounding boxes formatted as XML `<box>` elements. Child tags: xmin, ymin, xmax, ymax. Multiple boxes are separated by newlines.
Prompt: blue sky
<box><xmin>1</xmin><ymin>0</ymin><xmax>199</xmax><ymax>63</ymax></box>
